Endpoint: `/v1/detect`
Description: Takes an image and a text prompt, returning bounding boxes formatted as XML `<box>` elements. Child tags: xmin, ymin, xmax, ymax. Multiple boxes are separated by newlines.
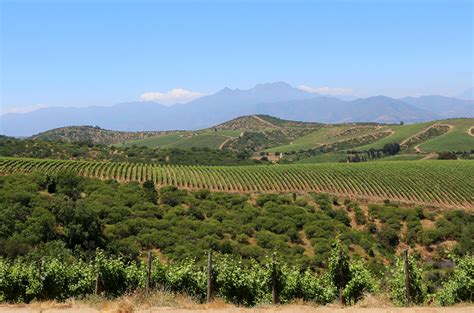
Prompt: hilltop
<box><xmin>214</xmin><ymin>114</ymin><xmax>323</xmax><ymax>130</ymax></box>
<box><xmin>31</xmin><ymin>125</ymin><xmax>181</xmax><ymax>145</ymax></box>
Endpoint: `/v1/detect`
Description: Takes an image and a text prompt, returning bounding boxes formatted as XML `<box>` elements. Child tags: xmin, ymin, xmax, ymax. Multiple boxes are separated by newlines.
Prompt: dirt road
<box><xmin>1</xmin><ymin>303</ymin><xmax>473</xmax><ymax>313</ymax></box>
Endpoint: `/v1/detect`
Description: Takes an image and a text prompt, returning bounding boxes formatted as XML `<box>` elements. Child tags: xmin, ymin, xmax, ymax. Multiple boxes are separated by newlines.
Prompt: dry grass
<box><xmin>1</xmin><ymin>292</ymin><xmax>473</xmax><ymax>313</ymax></box>
<box><xmin>79</xmin><ymin>290</ymin><xmax>200</xmax><ymax>311</ymax></box>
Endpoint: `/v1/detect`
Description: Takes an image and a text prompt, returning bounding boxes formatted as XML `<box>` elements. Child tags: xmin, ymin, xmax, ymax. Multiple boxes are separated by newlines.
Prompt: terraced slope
<box><xmin>1</xmin><ymin>157</ymin><xmax>472</xmax><ymax>209</ymax></box>
<box><xmin>266</xmin><ymin>125</ymin><xmax>390</xmax><ymax>152</ymax></box>
<box><xmin>418</xmin><ymin>118</ymin><xmax>474</xmax><ymax>152</ymax></box>
<box><xmin>356</xmin><ymin>122</ymin><xmax>433</xmax><ymax>150</ymax></box>
<box><xmin>267</xmin><ymin>118</ymin><xmax>474</xmax><ymax>158</ymax></box>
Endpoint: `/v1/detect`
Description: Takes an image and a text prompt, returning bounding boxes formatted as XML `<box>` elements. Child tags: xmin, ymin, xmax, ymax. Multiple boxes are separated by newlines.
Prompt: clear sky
<box><xmin>1</xmin><ymin>0</ymin><xmax>473</xmax><ymax>113</ymax></box>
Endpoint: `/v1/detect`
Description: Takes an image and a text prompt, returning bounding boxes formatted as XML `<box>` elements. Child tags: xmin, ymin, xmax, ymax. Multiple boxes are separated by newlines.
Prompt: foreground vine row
<box><xmin>0</xmin><ymin>157</ymin><xmax>472</xmax><ymax>209</ymax></box>
<box><xmin>1</xmin><ymin>248</ymin><xmax>472</xmax><ymax>306</ymax></box>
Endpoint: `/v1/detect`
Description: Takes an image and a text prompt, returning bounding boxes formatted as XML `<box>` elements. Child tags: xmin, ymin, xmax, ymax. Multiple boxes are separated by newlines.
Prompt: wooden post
<box><xmin>338</xmin><ymin>249</ymin><xmax>344</xmax><ymax>304</ymax></box>
<box><xmin>146</xmin><ymin>251</ymin><xmax>153</xmax><ymax>294</ymax></box>
<box><xmin>403</xmin><ymin>250</ymin><xmax>411</xmax><ymax>306</ymax></box>
<box><xmin>207</xmin><ymin>250</ymin><xmax>213</xmax><ymax>303</ymax></box>
<box><xmin>272</xmin><ymin>253</ymin><xmax>279</xmax><ymax>305</ymax></box>
<box><xmin>95</xmin><ymin>273</ymin><xmax>100</xmax><ymax>295</ymax></box>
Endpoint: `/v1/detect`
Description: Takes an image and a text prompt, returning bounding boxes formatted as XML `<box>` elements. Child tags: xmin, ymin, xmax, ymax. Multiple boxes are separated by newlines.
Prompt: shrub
<box><xmin>436</xmin><ymin>255</ymin><xmax>474</xmax><ymax>305</ymax></box>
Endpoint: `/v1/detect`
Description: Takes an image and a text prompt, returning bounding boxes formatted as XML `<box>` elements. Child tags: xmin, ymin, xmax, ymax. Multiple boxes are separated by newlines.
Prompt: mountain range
<box><xmin>1</xmin><ymin>82</ymin><xmax>473</xmax><ymax>137</ymax></box>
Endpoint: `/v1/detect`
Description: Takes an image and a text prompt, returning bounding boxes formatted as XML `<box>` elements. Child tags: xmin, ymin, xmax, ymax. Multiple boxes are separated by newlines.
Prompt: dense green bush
<box><xmin>436</xmin><ymin>255</ymin><xmax>474</xmax><ymax>305</ymax></box>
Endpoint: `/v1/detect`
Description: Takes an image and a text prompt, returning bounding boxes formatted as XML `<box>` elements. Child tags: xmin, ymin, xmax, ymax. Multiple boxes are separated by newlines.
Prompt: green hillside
<box><xmin>123</xmin><ymin>130</ymin><xmax>241</xmax><ymax>149</ymax></box>
<box><xmin>123</xmin><ymin>115</ymin><xmax>319</xmax><ymax>151</ymax></box>
<box><xmin>266</xmin><ymin>118</ymin><xmax>474</xmax><ymax>163</ymax></box>
<box><xmin>266</xmin><ymin>124</ymin><xmax>391</xmax><ymax>153</ymax></box>
<box><xmin>356</xmin><ymin>122</ymin><xmax>433</xmax><ymax>150</ymax></box>
<box><xmin>418</xmin><ymin>118</ymin><xmax>474</xmax><ymax>152</ymax></box>
<box><xmin>31</xmin><ymin>125</ymin><xmax>177</xmax><ymax>145</ymax></box>
<box><xmin>30</xmin><ymin>116</ymin><xmax>474</xmax><ymax>162</ymax></box>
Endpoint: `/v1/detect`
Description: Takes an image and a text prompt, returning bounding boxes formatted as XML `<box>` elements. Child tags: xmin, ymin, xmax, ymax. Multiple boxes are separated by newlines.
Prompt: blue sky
<box><xmin>1</xmin><ymin>0</ymin><xmax>472</xmax><ymax>113</ymax></box>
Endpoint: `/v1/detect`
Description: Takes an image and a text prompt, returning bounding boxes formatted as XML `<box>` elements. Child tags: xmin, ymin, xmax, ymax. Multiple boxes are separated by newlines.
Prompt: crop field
<box><xmin>123</xmin><ymin>130</ymin><xmax>241</xmax><ymax>149</ymax></box>
<box><xmin>0</xmin><ymin>157</ymin><xmax>472</xmax><ymax>209</ymax></box>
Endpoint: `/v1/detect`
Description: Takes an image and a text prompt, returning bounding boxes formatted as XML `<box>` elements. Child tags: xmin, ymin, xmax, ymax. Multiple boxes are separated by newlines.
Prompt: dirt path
<box><xmin>1</xmin><ymin>304</ymin><xmax>473</xmax><ymax>313</ymax></box>
<box><xmin>219</xmin><ymin>137</ymin><xmax>233</xmax><ymax>150</ymax></box>
<box><xmin>401</xmin><ymin>123</ymin><xmax>453</xmax><ymax>153</ymax></box>
<box><xmin>421</xmin><ymin>153</ymin><xmax>437</xmax><ymax>160</ymax></box>
<box><xmin>251</xmin><ymin>115</ymin><xmax>278</xmax><ymax>128</ymax></box>
<box><xmin>400</xmin><ymin>123</ymin><xmax>453</xmax><ymax>146</ymax></box>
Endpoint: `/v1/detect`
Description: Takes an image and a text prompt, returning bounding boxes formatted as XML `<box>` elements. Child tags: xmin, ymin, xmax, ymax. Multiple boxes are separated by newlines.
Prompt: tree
<box><xmin>143</xmin><ymin>180</ymin><xmax>158</xmax><ymax>204</ymax></box>
<box><xmin>382</xmin><ymin>143</ymin><xmax>401</xmax><ymax>156</ymax></box>
<box><xmin>57</xmin><ymin>171</ymin><xmax>82</xmax><ymax>200</ymax></box>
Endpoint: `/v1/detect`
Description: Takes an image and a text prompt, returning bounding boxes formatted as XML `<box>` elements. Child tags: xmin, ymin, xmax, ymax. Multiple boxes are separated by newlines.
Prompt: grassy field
<box><xmin>122</xmin><ymin>133</ymin><xmax>187</xmax><ymax>148</ymax></box>
<box><xmin>168</xmin><ymin>134</ymin><xmax>230</xmax><ymax>149</ymax></box>
<box><xmin>123</xmin><ymin>130</ymin><xmax>241</xmax><ymax>149</ymax></box>
<box><xmin>295</xmin><ymin>152</ymin><xmax>347</xmax><ymax>163</ymax></box>
<box><xmin>418</xmin><ymin>118</ymin><xmax>474</xmax><ymax>152</ymax></box>
<box><xmin>1</xmin><ymin>157</ymin><xmax>472</xmax><ymax>209</ymax></box>
<box><xmin>266</xmin><ymin>125</ymin><xmax>374</xmax><ymax>152</ymax></box>
<box><xmin>356</xmin><ymin>122</ymin><xmax>432</xmax><ymax>150</ymax></box>
<box><xmin>372</xmin><ymin>154</ymin><xmax>425</xmax><ymax>161</ymax></box>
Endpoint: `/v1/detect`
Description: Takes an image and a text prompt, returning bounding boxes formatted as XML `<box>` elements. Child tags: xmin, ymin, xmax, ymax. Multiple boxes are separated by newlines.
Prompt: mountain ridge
<box><xmin>2</xmin><ymin>82</ymin><xmax>473</xmax><ymax>137</ymax></box>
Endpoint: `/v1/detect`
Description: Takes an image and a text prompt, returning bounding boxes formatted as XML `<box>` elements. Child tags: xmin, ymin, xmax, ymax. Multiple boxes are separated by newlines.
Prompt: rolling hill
<box><xmin>28</xmin><ymin>115</ymin><xmax>474</xmax><ymax>163</ymax></box>
<box><xmin>31</xmin><ymin>125</ymin><xmax>180</xmax><ymax>145</ymax></box>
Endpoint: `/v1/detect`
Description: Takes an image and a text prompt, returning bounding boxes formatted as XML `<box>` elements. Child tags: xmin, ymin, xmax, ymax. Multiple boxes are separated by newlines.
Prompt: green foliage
<box><xmin>354</xmin><ymin>207</ymin><xmax>367</xmax><ymax>225</ymax></box>
<box><xmin>0</xmin><ymin>257</ymin><xmax>96</xmax><ymax>302</ymax></box>
<box><xmin>390</xmin><ymin>254</ymin><xmax>425</xmax><ymax>306</ymax></box>
<box><xmin>214</xmin><ymin>256</ymin><xmax>270</xmax><ymax>305</ymax></box>
<box><xmin>436</xmin><ymin>255</ymin><xmax>474</xmax><ymax>305</ymax></box>
<box><xmin>342</xmin><ymin>260</ymin><xmax>376</xmax><ymax>305</ymax></box>
<box><xmin>153</xmin><ymin>259</ymin><xmax>206</xmax><ymax>301</ymax></box>
<box><xmin>0</xmin><ymin>138</ymin><xmax>255</xmax><ymax>166</ymax></box>
<box><xmin>326</xmin><ymin>237</ymin><xmax>375</xmax><ymax>305</ymax></box>
<box><xmin>0</xmin><ymin>173</ymin><xmax>472</xmax><ymax>306</ymax></box>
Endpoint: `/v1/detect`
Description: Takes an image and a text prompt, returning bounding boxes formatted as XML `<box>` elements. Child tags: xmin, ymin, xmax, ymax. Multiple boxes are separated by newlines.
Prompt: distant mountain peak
<box><xmin>253</xmin><ymin>81</ymin><xmax>293</xmax><ymax>90</ymax></box>
<box><xmin>2</xmin><ymin>82</ymin><xmax>472</xmax><ymax>137</ymax></box>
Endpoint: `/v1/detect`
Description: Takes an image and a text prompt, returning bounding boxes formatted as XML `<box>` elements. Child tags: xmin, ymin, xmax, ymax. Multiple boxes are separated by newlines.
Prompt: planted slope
<box><xmin>418</xmin><ymin>118</ymin><xmax>474</xmax><ymax>152</ymax></box>
<box><xmin>0</xmin><ymin>157</ymin><xmax>472</xmax><ymax>209</ymax></box>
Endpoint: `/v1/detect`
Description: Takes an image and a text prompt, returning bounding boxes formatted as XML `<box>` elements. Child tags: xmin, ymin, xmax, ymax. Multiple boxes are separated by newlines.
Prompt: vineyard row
<box><xmin>0</xmin><ymin>157</ymin><xmax>472</xmax><ymax>209</ymax></box>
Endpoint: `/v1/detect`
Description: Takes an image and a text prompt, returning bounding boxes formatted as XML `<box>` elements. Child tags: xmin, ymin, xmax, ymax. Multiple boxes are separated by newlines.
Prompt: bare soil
<box><xmin>1</xmin><ymin>303</ymin><xmax>473</xmax><ymax>313</ymax></box>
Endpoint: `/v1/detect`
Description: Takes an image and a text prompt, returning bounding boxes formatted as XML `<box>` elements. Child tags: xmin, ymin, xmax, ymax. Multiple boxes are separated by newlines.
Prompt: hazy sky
<box><xmin>1</xmin><ymin>0</ymin><xmax>473</xmax><ymax>114</ymax></box>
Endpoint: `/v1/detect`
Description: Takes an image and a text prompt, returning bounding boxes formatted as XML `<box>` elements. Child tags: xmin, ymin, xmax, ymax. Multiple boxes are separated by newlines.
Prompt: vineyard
<box><xmin>1</xmin><ymin>243</ymin><xmax>472</xmax><ymax>306</ymax></box>
<box><xmin>0</xmin><ymin>157</ymin><xmax>472</xmax><ymax>209</ymax></box>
